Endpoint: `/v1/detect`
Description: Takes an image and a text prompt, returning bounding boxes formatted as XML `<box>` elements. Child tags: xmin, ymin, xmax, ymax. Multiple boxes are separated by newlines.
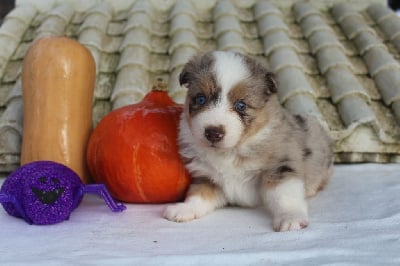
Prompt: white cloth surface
<box><xmin>1</xmin><ymin>164</ymin><xmax>399</xmax><ymax>265</ymax></box>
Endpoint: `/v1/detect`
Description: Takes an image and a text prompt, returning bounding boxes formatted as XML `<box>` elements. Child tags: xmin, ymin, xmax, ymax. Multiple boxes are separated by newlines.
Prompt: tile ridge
<box><xmin>366</xmin><ymin>4</ymin><xmax>400</xmax><ymax>52</ymax></box>
<box><xmin>294</xmin><ymin>3</ymin><xmax>375</xmax><ymax>133</ymax></box>
<box><xmin>255</xmin><ymin>1</ymin><xmax>322</xmax><ymax>120</ymax></box>
<box><xmin>214</xmin><ymin>0</ymin><xmax>246</xmax><ymax>52</ymax></box>
<box><xmin>35</xmin><ymin>3</ymin><xmax>75</xmax><ymax>38</ymax></box>
<box><xmin>112</xmin><ymin>0</ymin><xmax>169</xmax><ymax>108</ymax></box>
<box><xmin>77</xmin><ymin>0</ymin><xmax>114</xmax><ymax>76</ymax></box>
<box><xmin>111</xmin><ymin>65</ymin><xmax>150</xmax><ymax>109</ymax></box>
<box><xmin>0</xmin><ymin>6</ymin><xmax>38</xmax><ymax>80</ymax></box>
<box><xmin>329</xmin><ymin>3</ymin><xmax>400</xmax><ymax>141</ymax></box>
<box><xmin>168</xmin><ymin>1</ymin><xmax>199</xmax><ymax>103</ymax></box>
<box><xmin>0</xmin><ymin>95</ymin><xmax>23</xmax><ymax>161</ymax></box>
<box><xmin>331</xmin><ymin>2</ymin><xmax>400</xmax><ymax>115</ymax></box>
<box><xmin>0</xmin><ymin>97</ymin><xmax>23</xmax><ymax>135</ymax></box>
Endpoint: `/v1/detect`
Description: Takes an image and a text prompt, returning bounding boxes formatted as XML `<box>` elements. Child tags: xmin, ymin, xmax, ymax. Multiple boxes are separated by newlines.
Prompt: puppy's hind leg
<box><xmin>164</xmin><ymin>181</ymin><xmax>227</xmax><ymax>222</ymax></box>
<box><xmin>262</xmin><ymin>178</ymin><xmax>309</xmax><ymax>232</ymax></box>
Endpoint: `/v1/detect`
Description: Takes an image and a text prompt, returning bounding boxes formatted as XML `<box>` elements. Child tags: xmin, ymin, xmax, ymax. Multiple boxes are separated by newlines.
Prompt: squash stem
<box><xmin>152</xmin><ymin>78</ymin><xmax>168</xmax><ymax>92</ymax></box>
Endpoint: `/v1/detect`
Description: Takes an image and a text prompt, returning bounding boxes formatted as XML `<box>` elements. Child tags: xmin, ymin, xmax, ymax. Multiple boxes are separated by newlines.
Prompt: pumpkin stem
<box><xmin>152</xmin><ymin>78</ymin><xmax>168</xmax><ymax>92</ymax></box>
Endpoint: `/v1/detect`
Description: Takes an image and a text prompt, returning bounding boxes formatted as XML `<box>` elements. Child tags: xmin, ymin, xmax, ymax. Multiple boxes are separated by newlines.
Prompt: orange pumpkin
<box><xmin>86</xmin><ymin>81</ymin><xmax>191</xmax><ymax>203</ymax></box>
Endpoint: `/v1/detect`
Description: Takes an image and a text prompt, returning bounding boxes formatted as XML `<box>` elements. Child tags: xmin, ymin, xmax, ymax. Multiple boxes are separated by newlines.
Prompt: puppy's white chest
<box><xmin>219</xmin><ymin>174</ymin><xmax>260</xmax><ymax>207</ymax></box>
<box><xmin>204</xmin><ymin>153</ymin><xmax>260</xmax><ymax>207</ymax></box>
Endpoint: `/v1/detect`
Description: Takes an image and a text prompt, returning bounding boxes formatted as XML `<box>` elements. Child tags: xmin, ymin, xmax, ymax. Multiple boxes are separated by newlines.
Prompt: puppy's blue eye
<box><xmin>235</xmin><ymin>101</ymin><xmax>247</xmax><ymax>113</ymax></box>
<box><xmin>195</xmin><ymin>94</ymin><xmax>207</xmax><ymax>106</ymax></box>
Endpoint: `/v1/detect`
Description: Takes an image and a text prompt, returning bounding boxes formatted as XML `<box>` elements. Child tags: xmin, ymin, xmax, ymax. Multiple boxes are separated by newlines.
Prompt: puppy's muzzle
<box><xmin>204</xmin><ymin>126</ymin><xmax>225</xmax><ymax>144</ymax></box>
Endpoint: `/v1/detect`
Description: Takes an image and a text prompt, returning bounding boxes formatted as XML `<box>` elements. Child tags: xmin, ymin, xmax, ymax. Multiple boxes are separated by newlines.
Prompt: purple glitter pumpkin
<box><xmin>0</xmin><ymin>161</ymin><xmax>125</xmax><ymax>225</ymax></box>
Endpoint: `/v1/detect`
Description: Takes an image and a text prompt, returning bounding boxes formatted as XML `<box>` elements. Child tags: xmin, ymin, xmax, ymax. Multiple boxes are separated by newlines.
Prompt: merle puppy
<box><xmin>164</xmin><ymin>51</ymin><xmax>334</xmax><ymax>232</ymax></box>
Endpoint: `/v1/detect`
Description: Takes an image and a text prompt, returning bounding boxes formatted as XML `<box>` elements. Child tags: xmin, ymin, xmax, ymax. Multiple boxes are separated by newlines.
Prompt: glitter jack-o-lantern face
<box><xmin>31</xmin><ymin>176</ymin><xmax>65</xmax><ymax>205</ymax></box>
<box><xmin>1</xmin><ymin>161</ymin><xmax>83</xmax><ymax>225</ymax></box>
<box><xmin>0</xmin><ymin>161</ymin><xmax>126</xmax><ymax>225</ymax></box>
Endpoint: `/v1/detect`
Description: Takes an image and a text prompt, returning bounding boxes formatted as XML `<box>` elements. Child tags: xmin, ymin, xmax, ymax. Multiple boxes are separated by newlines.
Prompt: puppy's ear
<box><xmin>241</xmin><ymin>53</ymin><xmax>277</xmax><ymax>95</ymax></box>
<box><xmin>179</xmin><ymin>52</ymin><xmax>214</xmax><ymax>88</ymax></box>
<box><xmin>179</xmin><ymin>67</ymin><xmax>191</xmax><ymax>87</ymax></box>
<box><xmin>265</xmin><ymin>71</ymin><xmax>277</xmax><ymax>95</ymax></box>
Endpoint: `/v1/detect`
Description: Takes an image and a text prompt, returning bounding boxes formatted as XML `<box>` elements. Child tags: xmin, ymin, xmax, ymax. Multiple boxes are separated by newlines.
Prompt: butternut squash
<box><xmin>20</xmin><ymin>36</ymin><xmax>95</xmax><ymax>183</ymax></box>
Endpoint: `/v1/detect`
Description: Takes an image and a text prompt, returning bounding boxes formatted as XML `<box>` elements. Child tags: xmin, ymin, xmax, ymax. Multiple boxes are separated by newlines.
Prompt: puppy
<box><xmin>163</xmin><ymin>51</ymin><xmax>334</xmax><ymax>232</ymax></box>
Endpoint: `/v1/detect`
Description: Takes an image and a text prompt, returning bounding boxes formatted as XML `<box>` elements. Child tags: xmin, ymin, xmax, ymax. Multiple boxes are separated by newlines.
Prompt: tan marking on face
<box><xmin>228</xmin><ymin>81</ymin><xmax>267</xmax><ymax>109</ymax></box>
<box><xmin>228</xmin><ymin>81</ymin><xmax>281</xmax><ymax>142</ymax></box>
<box><xmin>226</xmin><ymin>60</ymin><xmax>280</xmax><ymax>142</ymax></box>
<box><xmin>180</xmin><ymin>52</ymin><xmax>221</xmax><ymax>118</ymax></box>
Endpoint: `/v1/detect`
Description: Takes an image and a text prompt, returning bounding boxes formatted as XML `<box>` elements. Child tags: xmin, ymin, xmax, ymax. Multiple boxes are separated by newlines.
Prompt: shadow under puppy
<box><xmin>164</xmin><ymin>51</ymin><xmax>334</xmax><ymax>232</ymax></box>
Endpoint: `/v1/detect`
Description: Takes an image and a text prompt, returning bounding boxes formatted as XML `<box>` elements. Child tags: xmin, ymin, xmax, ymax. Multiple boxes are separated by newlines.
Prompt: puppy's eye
<box><xmin>194</xmin><ymin>94</ymin><xmax>207</xmax><ymax>106</ymax></box>
<box><xmin>234</xmin><ymin>100</ymin><xmax>247</xmax><ymax>113</ymax></box>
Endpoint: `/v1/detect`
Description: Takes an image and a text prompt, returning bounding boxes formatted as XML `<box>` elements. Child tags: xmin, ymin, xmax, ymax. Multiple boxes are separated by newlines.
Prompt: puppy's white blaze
<box><xmin>191</xmin><ymin>105</ymin><xmax>244</xmax><ymax>149</ymax></box>
<box><xmin>213</xmin><ymin>51</ymin><xmax>250</xmax><ymax>95</ymax></box>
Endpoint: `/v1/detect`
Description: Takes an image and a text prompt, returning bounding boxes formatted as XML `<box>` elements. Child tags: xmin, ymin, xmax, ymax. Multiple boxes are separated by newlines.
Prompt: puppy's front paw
<box><xmin>273</xmin><ymin>213</ymin><xmax>309</xmax><ymax>232</ymax></box>
<box><xmin>164</xmin><ymin>203</ymin><xmax>206</xmax><ymax>223</ymax></box>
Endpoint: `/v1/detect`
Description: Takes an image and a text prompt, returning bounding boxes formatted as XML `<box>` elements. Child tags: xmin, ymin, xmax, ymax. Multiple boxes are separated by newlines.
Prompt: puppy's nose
<box><xmin>204</xmin><ymin>126</ymin><xmax>225</xmax><ymax>143</ymax></box>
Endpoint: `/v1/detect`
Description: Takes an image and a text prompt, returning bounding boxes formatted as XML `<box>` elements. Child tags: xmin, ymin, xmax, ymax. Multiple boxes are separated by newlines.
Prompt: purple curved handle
<box><xmin>82</xmin><ymin>184</ymin><xmax>126</xmax><ymax>212</ymax></box>
<box><xmin>0</xmin><ymin>193</ymin><xmax>33</xmax><ymax>224</ymax></box>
